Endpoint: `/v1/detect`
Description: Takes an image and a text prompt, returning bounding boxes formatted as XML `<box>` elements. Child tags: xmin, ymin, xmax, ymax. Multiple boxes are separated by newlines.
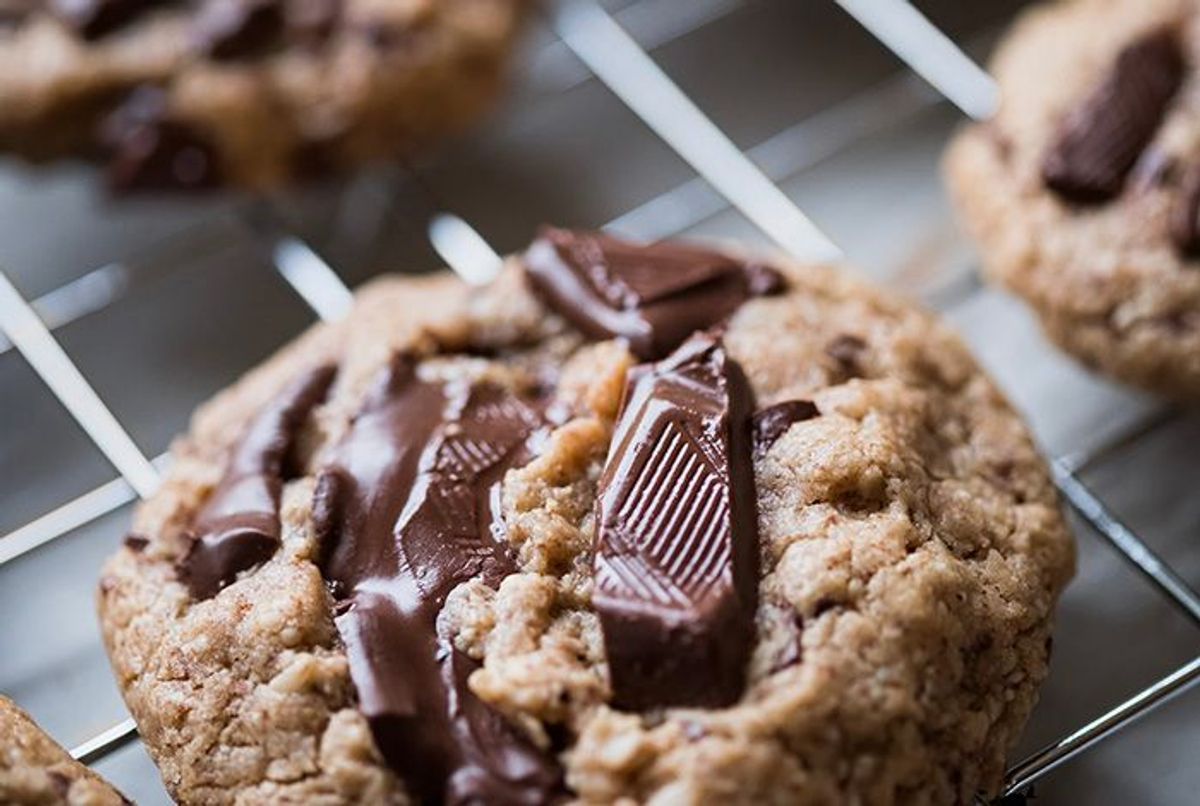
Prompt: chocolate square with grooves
<box><xmin>594</xmin><ymin>331</ymin><xmax>758</xmax><ymax>710</ymax></box>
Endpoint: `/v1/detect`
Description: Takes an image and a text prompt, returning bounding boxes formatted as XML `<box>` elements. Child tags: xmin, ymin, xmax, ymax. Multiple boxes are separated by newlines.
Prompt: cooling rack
<box><xmin>1</xmin><ymin>1</ymin><xmax>1198</xmax><ymax>802</ymax></box>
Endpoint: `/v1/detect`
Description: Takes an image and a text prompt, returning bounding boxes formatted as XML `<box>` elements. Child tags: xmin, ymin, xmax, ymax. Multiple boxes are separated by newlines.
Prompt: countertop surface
<box><xmin>1</xmin><ymin>1</ymin><xmax>1197</xmax><ymax>802</ymax></box>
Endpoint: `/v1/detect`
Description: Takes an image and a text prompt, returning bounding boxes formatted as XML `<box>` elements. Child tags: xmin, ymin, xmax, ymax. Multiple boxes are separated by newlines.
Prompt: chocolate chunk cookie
<box><xmin>98</xmin><ymin>228</ymin><xmax>1074</xmax><ymax>804</ymax></box>
<box><xmin>945</xmin><ymin>0</ymin><xmax>1200</xmax><ymax>398</ymax></box>
<box><xmin>0</xmin><ymin>0</ymin><xmax>529</xmax><ymax>190</ymax></box>
<box><xmin>0</xmin><ymin>695</ymin><xmax>128</xmax><ymax>805</ymax></box>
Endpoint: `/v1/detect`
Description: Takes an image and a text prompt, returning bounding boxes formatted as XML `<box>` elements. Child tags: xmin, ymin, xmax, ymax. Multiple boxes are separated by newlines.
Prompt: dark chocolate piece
<box><xmin>826</xmin><ymin>334</ymin><xmax>866</xmax><ymax>378</ymax></box>
<box><xmin>192</xmin><ymin>0</ymin><xmax>283</xmax><ymax>60</ymax></box>
<box><xmin>1171</xmin><ymin>163</ymin><xmax>1200</xmax><ymax>257</ymax></box>
<box><xmin>50</xmin><ymin>0</ymin><xmax>159</xmax><ymax>39</ymax></box>
<box><xmin>123</xmin><ymin>533</ymin><xmax>149</xmax><ymax>552</ymax></box>
<box><xmin>593</xmin><ymin>331</ymin><xmax>758</xmax><ymax>710</ymax></box>
<box><xmin>178</xmin><ymin>364</ymin><xmax>335</xmax><ymax>599</ymax></box>
<box><xmin>313</xmin><ymin>355</ymin><xmax>562</xmax><ymax>805</ymax></box>
<box><xmin>1042</xmin><ymin>28</ymin><xmax>1185</xmax><ymax>204</ymax></box>
<box><xmin>751</xmin><ymin>400</ymin><xmax>819</xmax><ymax>459</ymax></box>
<box><xmin>101</xmin><ymin>88</ymin><xmax>222</xmax><ymax>192</ymax></box>
<box><xmin>524</xmin><ymin>227</ymin><xmax>786</xmax><ymax>360</ymax></box>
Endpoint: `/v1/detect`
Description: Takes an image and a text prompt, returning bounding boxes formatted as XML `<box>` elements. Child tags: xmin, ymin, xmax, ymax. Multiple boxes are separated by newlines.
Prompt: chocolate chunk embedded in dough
<box><xmin>751</xmin><ymin>400</ymin><xmax>819</xmax><ymax>459</ymax></box>
<box><xmin>1042</xmin><ymin>27</ymin><xmax>1185</xmax><ymax>204</ymax></box>
<box><xmin>594</xmin><ymin>331</ymin><xmax>758</xmax><ymax>709</ymax></box>
<box><xmin>524</xmin><ymin>227</ymin><xmax>785</xmax><ymax>360</ymax></box>
<box><xmin>178</xmin><ymin>364</ymin><xmax>335</xmax><ymax>599</ymax></box>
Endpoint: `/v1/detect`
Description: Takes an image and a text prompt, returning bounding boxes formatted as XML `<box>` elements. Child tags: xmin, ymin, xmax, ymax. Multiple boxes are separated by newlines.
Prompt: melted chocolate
<box><xmin>1042</xmin><ymin>27</ymin><xmax>1185</xmax><ymax>204</ymax></box>
<box><xmin>524</xmin><ymin>227</ymin><xmax>785</xmax><ymax>360</ymax></box>
<box><xmin>594</xmin><ymin>331</ymin><xmax>758</xmax><ymax>709</ymax></box>
<box><xmin>313</xmin><ymin>355</ymin><xmax>563</xmax><ymax>805</ymax></box>
<box><xmin>751</xmin><ymin>400</ymin><xmax>819</xmax><ymax>459</ymax></box>
<box><xmin>178</xmin><ymin>364</ymin><xmax>335</xmax><ymax>599</ymax></box>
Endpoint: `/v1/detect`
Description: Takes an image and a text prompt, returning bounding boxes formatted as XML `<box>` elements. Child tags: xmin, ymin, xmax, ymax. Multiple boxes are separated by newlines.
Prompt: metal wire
<box><xmin>69</xmin><ymin>718</ymin><xmax>139</xmax><ymax>765</ymax></box>
<box><xmin>0</xmin><ymin>272</ymin><xmax>160</xmax><ymax>499</ymax></box>
<box><xmin>1053</xmin><ymin>460</ymin><xmax>1200</xmax><ymax>625</ymax></box>
<box><xmin>3</xmin><ymin>4</ymin><xmax>1195</xmax><ymax>802</ymax></box>
<box><xmin>833</xmin><ymin>0</ymin><xmax>998</xmax><ymax>121</ymax></box>
<box><xmin>1002</xmin><ymin>654</ymin><xmax>1200</xmax><ymax>796</ymax></box>
<box><xmin>0</xmin><ymin>272</ymin><xmax>161</xmax><ymax>759</ymax></box>
<box><xmin>827</xmin><ymin>2</ymin><xmax>1200</xmax><ymax>800</ymax></box>
<box><xmin>551</xmin><ymin>0</ymin><xmax>843</xmax><ymax>264</ymax></box>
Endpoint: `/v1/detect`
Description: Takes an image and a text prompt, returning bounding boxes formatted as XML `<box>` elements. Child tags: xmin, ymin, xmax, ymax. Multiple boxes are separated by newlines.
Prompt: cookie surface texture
<box><xmin>945</xmin><ymin>0</ymin><xmax>1200</xmax><ymax>398</ymax></box>
<box><xmin>98</xmin><ymin>229</ymin><xmax>1074</xmax><ymax>805</ymax></box>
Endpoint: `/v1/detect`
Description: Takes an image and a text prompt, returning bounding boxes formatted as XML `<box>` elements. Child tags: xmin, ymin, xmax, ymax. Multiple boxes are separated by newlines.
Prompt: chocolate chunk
<box><xmin>1042</xmin><ymin>27</ymin><xmax>1185</xmax><ymax>204</ymax></box>
<box><xmin>314</xmin><ymin>355</ymin><xmax>562</xmax><ymax>804</ymax></box>
<box><xmin>50</xmin><ymin>0</ymin><xmax>160</xmax><ymax>39</ymax></box>
<box><xmin>123</xmin><ymin>533</ymin><xmax>149</xmax><ymax>552</ymax></box>
<box><xmin>524</xmin><ymin>228</ymin><xmax>786</xmax><ymax>360</ymax></box>
<box><xmin>1171</xmin><ymin>164</ymin><xmax>1200</xmax><ymax>257</ymax></box>
<box><xmin>826</xmin><ymin>333</ymin><xmax>866</xmax><ymax>378</ymax></box>
<box><xmin>594</xmin><ymin>331</ymin><xmax>758</xmax><ymax>709</ymax></box>
<box><xmin>178</xmin><ymin>364</ymin><xmax>335</xmax><ymax>599</ymax></box>
<box><xmin>101</xmin><ymin>89</ymin><xmax>222</xmax><ymax>192</ymax></box>
<box><xmin>751</xmin><ymin>400</ymin><xmax>818</xmax><ymax>459</ymax></box>
<box><xmin>192</xmin><ymin>0</ymin><xmax>283</xmax><ymax>60</ymax></box>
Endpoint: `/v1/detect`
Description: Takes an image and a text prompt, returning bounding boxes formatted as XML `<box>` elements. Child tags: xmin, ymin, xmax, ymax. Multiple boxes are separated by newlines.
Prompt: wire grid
<box><xmin>0</xmin><ymin>1</ymin><xmax>1196</xmax><ymax>802</ymax></box>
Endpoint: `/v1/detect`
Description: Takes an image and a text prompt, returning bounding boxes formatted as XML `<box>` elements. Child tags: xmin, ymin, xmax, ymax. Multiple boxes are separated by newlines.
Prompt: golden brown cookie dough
<box><xmin>0</xmin><ymin>695</ymin><xmax>128</xmax><ymax>806</ymax></box>
<box><xmin>945</xmin><ymin>0</ymin><xmax>1200</xmax><ymax>399</ymax></box>
<box><xmin>98</xmin><ymin>231</ymin><xmax>1074</xmax><ymax>804</ymax></box>
<box><xmin>0</xmin><ymin>0</ymin><xmax>530</xmax><ymax>190</ymax></box>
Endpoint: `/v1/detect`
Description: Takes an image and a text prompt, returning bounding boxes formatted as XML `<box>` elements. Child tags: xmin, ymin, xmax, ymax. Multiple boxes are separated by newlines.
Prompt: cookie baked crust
<box><xmin>944</xmin><ymin>0</ymin><xmax>1200</xmax><ymax>398</ymax></box>
<box><xmin>0</xmin><ymin>0</ymin><xmax>529</xmax><ymax>188</ymax></box>
<box><xmin>98</xmin><ymin>251</ymin><xmax>1074</xmax><ymax>805</ymax></box>
<box><xmin>0</xmin><ymin>695</ymin><xmax>128</xmax><ymax>806</ymax></box>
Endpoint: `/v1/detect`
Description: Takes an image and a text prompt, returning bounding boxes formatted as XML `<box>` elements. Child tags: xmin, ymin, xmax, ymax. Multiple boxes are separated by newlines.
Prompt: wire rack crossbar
<box><xmin>0</xmin><ymin>3</ymin><xmax>1195</xmax><ymax>804</ymax></box>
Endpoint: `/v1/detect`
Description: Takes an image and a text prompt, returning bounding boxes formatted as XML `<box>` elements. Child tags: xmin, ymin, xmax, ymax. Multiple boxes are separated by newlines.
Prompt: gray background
<box><xmin>1</xmin><ymin>1</ymin><xmax>1197</xmax><ymax>802</ymax></box>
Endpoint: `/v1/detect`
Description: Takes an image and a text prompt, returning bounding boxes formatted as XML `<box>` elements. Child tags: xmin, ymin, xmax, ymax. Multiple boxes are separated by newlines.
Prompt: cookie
<box><xmin>945</xmin><ymin>0</ymin><xmax>1200</xmax><ymax>399</ymax></box>
<box><xmin>97</xmin><ymin>228</ymin><xmax>1074</xmax><ymax>804</ymax></box>
<box><xmin>0</xmin><ymin>695</ymin><xmax>128</xmax><ymax>805</ymax></box>
<box><xmin>0</xmin><ymin>0</ymin><xmax>529</xmax><ymax>190</ymax></box>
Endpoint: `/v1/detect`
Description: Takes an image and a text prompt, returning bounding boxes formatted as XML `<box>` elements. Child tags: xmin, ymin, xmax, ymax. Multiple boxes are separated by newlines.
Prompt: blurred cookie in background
<box><xmin>0</xmin><ymin>0</ymin><xmax>531</xmax><ymax>190</ymax></box>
